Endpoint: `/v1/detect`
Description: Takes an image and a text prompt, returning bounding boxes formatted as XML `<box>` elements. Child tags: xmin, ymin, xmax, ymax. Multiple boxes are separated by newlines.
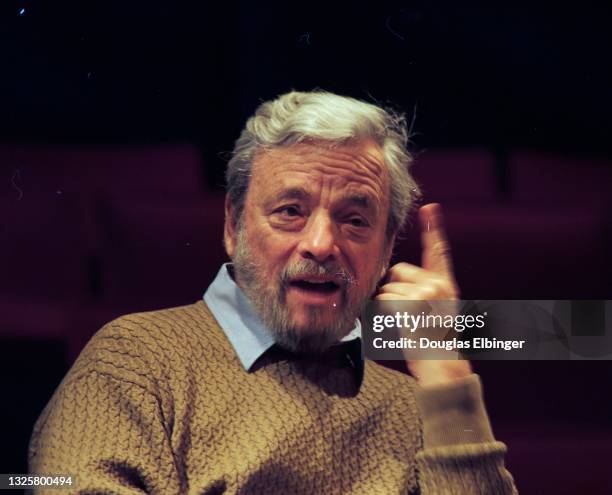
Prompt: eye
<box><xmin>277</xmin><ymin>205</ymin><xmax>301</xmax><ymax>217</ymax></box>
<box><xmin>346</xmin><ymin>216</ymin><xmax>369</xmax><ymax>228</ymax></box>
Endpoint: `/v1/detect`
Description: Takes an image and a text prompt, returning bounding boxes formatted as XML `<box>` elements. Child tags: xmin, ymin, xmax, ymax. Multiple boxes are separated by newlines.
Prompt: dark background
<box><xmin>1</xmin><ymin>2</ymin><xmax>611</xmax><ymax>493</ymax></box>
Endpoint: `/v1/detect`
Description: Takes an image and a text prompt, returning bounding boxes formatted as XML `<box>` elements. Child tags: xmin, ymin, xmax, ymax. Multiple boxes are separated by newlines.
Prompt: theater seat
<box><xmin>498</xmin><ymin>422</ymin><xmax>612</xmax><ymax>495</ymax></box>
<box><xmin>0</xmin><ymin>194</ymin><xmax>91</xmax><ymax>347</ymax></box>
<box><xmin>94</xmin><ymin>193</ymin><xmax>228</xmax><ymax>312</ymax></box>
<box><xmin>411</xmin><ymin>148</ymin><xmax>500</xmax><ymax>202</ymax></box>
<box><xmin>1</xmin><ymin>143</ymin><xmax>204</xmax><ymax>195</ymax></box>
<box><xmin>0</xmin><ymin>194</ymin><xmax>89</xmax><ymax>299</ymax></box>
<box><xmin>392</xmin><ymin>206</ymin><xmax>608</xmax><ymax>299</ymax></box>
<box><xmin>508</xmin><ymin>150</ymin><xmax>612</xmax><ymax>205</ymax></box>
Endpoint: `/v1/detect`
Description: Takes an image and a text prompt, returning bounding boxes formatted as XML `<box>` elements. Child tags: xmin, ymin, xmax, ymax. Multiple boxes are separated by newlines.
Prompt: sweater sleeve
<box><xmin>414</xmin><ymin>374</ymin><xmax>518</xmax><ymax>494</ymax></box>
<box><xmin>28</xmin><ymin>324</ymin><xmax>184</xmax><ymax>495</ymax></box>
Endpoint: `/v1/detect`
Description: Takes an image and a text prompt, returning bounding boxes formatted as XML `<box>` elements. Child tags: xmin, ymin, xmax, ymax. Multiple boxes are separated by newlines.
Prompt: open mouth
<box><xmin>289</xmin><ymin>279</ymin><xmax>341</xmax><ymax>294</ymax></box>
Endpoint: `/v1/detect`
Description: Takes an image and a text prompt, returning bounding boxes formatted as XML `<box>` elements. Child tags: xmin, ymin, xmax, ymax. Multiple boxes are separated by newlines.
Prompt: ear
<box><xmin>223</xmin><ymin>194</ymin><xmax>238</xmax><ymax>258</ymax></box>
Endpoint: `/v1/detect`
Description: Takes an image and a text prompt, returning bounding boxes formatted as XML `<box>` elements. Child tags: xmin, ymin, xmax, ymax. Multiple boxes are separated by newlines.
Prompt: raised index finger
<box><xmin>419</xmin><ymin>203</ymin><xmax>454</xmax><ymax>276</ymax></box>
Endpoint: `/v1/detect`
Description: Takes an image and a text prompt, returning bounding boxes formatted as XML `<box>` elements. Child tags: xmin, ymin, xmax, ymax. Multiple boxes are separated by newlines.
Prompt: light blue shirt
<box><xmin>204</xmin><ymin>263</ymin><xmax>362</xmax><ymax>371</ymax></box>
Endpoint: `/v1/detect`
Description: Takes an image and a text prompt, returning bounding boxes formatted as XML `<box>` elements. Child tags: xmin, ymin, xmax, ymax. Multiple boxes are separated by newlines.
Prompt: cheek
<box><xmin>352</xmin><ymin>244</ymin><xmax>386</xmax><ymax>285</ymax></box>
<box><xmin>248</xmin><ymin>228</ymin><xmax>294</xmax><ymax>273</ymax></box>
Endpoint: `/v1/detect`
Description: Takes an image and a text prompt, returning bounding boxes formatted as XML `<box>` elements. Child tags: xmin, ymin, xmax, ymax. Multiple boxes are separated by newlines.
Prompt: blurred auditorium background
<box><xmin>1</xmin><ymin>2</ymin><xmax>611</xmax><ymax>493</ymax></box>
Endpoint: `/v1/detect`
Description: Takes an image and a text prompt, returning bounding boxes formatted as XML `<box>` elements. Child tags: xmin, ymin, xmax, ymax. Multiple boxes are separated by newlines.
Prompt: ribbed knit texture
<box><xmin>29</xmin><ymin>301</ymin><xmax>517</xmax><ymax>494</ymax></box>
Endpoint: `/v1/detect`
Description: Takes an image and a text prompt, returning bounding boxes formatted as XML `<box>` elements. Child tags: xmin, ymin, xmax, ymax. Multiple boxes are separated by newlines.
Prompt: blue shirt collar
<box><xmin>204</xmin><ymin>263</ymin><xmax>362</xmax><ymax>371</ymax></box>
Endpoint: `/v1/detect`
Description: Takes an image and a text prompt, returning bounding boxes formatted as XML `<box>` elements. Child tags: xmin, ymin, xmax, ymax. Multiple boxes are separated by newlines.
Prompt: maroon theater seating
<box><xmin>392</xmin><ymin>205</ymin><xmax>608</xmax><ymax>299</ymax></box>
<box><xmin>95</xmin><ymin>193</ymin><xmax>228</xmax><ymax>312</ymax></box>
<box><xmin>2</xmin><ymin>143</ymin><xmax>204</xmax><ymax>195</ymax></box>
<box><xmin>0</xmin><ymin>193</ymin><xmax>90</xmax><ymax>341</ymax></box>
<box><xmin>411</xmin><ymin>148</ymin><xmax>500</xmax><ymax>202</ymax></box>
<box><xmin>508</xmin><ymin>150</ymin><xmax>612</xmax><ymax>205</ymax></box>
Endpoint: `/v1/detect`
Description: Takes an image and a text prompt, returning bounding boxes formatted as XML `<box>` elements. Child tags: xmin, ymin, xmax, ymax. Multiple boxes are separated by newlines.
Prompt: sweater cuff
<box><xmin>415</xmin><ymin>373</ymin><xmax>495</xmax><ymax>448</ymax></box>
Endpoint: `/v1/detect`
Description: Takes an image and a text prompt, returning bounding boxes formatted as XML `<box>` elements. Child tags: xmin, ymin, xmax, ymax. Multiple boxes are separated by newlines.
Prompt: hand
<box><xmin>375</xmin><ymin>203</ymin><xmax>473</xmax><ymax>387</ymax></box>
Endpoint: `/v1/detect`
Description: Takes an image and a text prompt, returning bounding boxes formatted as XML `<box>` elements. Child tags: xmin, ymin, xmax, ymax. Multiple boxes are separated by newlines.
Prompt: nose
<box><xmin>297</xmin><ymin>210</ymin><xmax>339</xmax><ymax>263</ymax></box>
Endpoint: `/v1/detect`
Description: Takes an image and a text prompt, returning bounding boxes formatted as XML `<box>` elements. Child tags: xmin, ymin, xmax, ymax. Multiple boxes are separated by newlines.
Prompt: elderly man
<box><xmin>29</xmin><ymin>91</ymin><xmax>517</xmax><ymax>494</ymax></box>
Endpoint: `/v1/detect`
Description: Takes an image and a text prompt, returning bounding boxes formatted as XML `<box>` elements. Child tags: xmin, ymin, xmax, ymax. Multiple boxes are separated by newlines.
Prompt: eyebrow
<box><xmin>266</xmin><ymin>188</ymin><xmax>379</xmax><ymax>215</ymax></box>
<box><xmin>268</xmin><ymin>187</ymin><xmax>310</xmax><ymax>205</ymax></box>
<box><xmin>343</xmin><ymin>194</ymin><xmax>371</xmax><ymax>209</ymax></box>
<box><xmin>340</xmin><ymin>194</ymin><xmax>379</xmax><ymax>217</ymax></box>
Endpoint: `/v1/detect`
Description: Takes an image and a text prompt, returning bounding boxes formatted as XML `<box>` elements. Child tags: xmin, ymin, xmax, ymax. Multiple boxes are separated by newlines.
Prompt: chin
<box><xmin>291</xmin><ymin>311</ymin><xmax>337</xmax><ymax>332</ymax></box>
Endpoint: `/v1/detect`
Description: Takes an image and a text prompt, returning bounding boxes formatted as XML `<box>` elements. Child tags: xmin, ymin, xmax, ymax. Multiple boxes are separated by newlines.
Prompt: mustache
<box><xmin>279</xmin><ymin>259</ymin><xmax>357</xmax><ymax>286</ymax></box>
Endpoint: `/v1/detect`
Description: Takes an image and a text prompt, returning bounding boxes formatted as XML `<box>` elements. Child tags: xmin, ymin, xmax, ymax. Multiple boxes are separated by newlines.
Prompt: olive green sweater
<box><xmin>29</xmin><ymin>301</ymin><xmax>517</xmax><ymax>494</ymax></box>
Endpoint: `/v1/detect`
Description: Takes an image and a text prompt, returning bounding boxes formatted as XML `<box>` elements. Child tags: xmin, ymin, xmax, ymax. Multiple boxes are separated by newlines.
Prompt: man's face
<box><xmin>225</xmin><ymin>139</ymin><xmax>393</xmax><ymax>353</ymax></box>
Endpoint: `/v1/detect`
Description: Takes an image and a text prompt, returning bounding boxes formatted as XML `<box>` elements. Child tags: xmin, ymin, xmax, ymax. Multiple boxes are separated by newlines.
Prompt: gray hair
<box><xmin>226</xmin><ymin>90</ymin><xmax>421</xmax><ymax>238</ymax></box>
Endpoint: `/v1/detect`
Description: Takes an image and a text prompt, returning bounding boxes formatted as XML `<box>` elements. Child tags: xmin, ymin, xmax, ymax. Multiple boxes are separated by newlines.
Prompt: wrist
<box><xmin>415</xmin><ymin>373</ymin><xmax>495</xmax><ymax>448</ymax></box>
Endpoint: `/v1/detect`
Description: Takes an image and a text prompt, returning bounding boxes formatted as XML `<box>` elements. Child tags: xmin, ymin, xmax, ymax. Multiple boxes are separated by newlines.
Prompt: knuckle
<box><xmin>420</xmin><ymin>286</ymin><xmax>437</xmax><ymax>299</ymax></box>
<box><xmin>379</xmin><ymin>284</ymin><xmax>392</xmax><ymax>294</ymax></box>
<box><xmin>389</xmin><ymin>261</ymin><xmax>410</xmax><ymax>275</ymax></box>
<box><xmin>428</xmin><ymin>276</ymin><xmax>459</xmax><ymax>298</ymax></box>
<box><xmin>426</xmin><ymin>278</ymin><xmax>447</xmax><ymax>296</ymax></box>
<box><xmin>433</xmin><ymin>240</ymin><xmax>451</xmax><ymax>256</ymax></box>
<box><xmin>396</xmin><ymin>262</ymin><xmax>413</xmax><ymax>273</ymax></box>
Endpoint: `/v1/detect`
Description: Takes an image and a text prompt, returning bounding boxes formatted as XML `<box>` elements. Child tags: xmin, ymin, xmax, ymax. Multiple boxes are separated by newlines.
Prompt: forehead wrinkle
<box><xmin>272</xmin><ymin>171</ymin><xmax>385</xmax><ymax>219</ymax></box>
<box><xmin>267</xmin><ymin>163</ymin><xmax>381</xmax><ymax>196</ymax></box>
<box><xmin>263</xmin><ymin>153</ymin><xmax>383</xmax><ymax>193</ymax></box>
<box><xmin>252</xmin><ymin>143</ymin><xmax>389</xmax><ymax>211</ymax></box>
<box><xmin>303</xmin><ymin>155</ymin><xmax>386</xmax><ymax>197</ymax></box>
<box><xmin>304</xmin><ymin>145</ymin><xmax>389</xmax><ymax>205</ymax></box>
<box><xmin>305</xmin><ymin>162</ymin><xmax>384</xmax><ymax>197</ymax></box>
<box><xmin>269</xmin><ymin>167</ymin><xmax>369</xmax><ymax>195</ymax></box>
<box><xmin>268</xmin><ymin>185</ymin><xmax>310</xmax><ymax>204</ymax></box>
<box><xmin>298</xmin><ymin>147</ymin><xmax>384</xmax><ymax>178</ymax></box>
<box><xmin>323</xmin><ymin>146</ymin><xmax>384</xmax><ymax>173</ymax></box>
<box><xmin>352</xmin><ymin>153</ymin><xmax>386</xmax><ymax>178</ymax></box>
<box><xmin>256</xmin><ymin>143</ymin><xmax>386</xmax><ymax>181</ymax></box>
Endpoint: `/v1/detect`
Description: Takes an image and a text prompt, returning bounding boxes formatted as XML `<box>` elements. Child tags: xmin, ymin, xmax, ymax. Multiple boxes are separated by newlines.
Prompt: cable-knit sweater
<box><xmin>29</xmin><ymin>301</ymin><xmax>517</xmax><ymax>494</ymax></box>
